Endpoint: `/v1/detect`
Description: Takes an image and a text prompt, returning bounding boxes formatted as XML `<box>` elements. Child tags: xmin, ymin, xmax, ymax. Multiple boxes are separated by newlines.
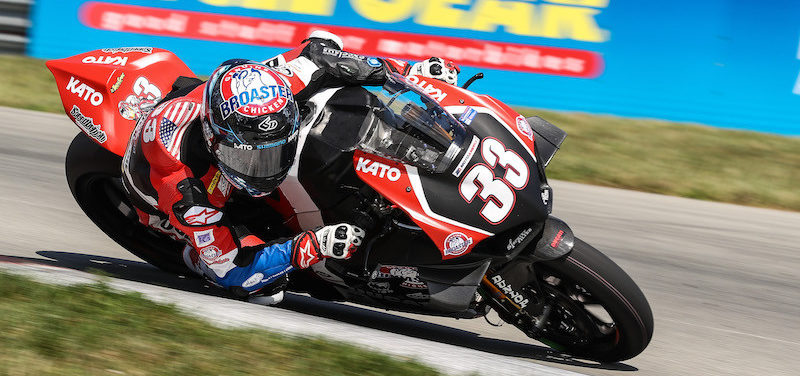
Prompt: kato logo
<box><xmin>69</xmin><ymin>105</ymin><xmax>107</xmax><ymax>143</ymax></box>
<box><xmin>66</xmin><ymin>76</ymin><xmax>104</xmax><ymax>106</ymax></box>
<box><xmin>355</xmin><ymin>157</ymin><xmax>402</xmax><ymax>181</ymax></box>
<box><xmin>82</xmin><ymin>55</ymin><xmax>128</xmax><ymax>66</ymax></box>
<box><xmin>406</xmin><ymin>75</ymin><xmax>447</xmax><ymax>102</ymax></box>
<box><xmin>110</xmin><ymin>73</ymin><xmax>125</xmax><ymax>93</ymax></box>
<box><xmin>182</xmin><ymin>206</ymin><xmax>222</xmax><ymax>226</ymax></box>
<box><xmin>507</xmin><ymin>227</ymin><xmax>533</xmax><ymax>251</ymax></box>
<box><xmin>199</xmin><ymin>245</ymin><xmax>222</xmax><ymax>264</ymax></box>
<box><xmin>516</xmin><ymin>116</ymin><xmax>534</xmax><ymax>141</ymax></box>
<box><xmin>219</xmin><ymin>64</ymin><xmax>293</xmax><ymax>119</ymax></box>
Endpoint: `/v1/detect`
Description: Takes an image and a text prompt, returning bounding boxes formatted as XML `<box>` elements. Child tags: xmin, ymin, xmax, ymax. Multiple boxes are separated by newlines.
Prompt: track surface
<box><xmin>2</xmin><ymin>107</ymin><xmax>799</xmax><ymax>375</ymax></box>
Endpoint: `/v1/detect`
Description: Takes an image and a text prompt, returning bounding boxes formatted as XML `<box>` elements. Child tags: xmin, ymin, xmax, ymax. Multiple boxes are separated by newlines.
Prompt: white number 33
<box><xmin>458</xmin><ymin>138</ymin><xmax>529</xmax><ymax>224</ymax></box>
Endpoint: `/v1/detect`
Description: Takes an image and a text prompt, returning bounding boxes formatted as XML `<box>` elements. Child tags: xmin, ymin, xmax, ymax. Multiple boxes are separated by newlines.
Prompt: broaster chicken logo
<box><xmin>218</xmin><ymin>64</ymin><xmax>293</xmax><ymax>119</ymax></box>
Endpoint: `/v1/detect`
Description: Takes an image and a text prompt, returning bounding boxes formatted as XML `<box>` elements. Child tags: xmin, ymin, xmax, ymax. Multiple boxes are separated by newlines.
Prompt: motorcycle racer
<box><xmin>121</xmin><ymin>31</ymin><xmax>459</xmax><ymax>304</ymax></box>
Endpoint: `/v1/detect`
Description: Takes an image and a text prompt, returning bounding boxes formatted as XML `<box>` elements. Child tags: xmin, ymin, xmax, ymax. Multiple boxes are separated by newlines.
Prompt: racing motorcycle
<box><xmin>47</xmin><ymin>48</ymin><xmax>653</xmax><ymax>362</ymax></box>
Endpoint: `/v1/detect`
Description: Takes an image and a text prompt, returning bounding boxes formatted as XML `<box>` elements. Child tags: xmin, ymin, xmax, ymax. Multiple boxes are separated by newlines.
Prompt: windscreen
<box><xmin>359</xmin><ymin>73</ymin><xmax>466</xmax><ymax>173</ymax></box>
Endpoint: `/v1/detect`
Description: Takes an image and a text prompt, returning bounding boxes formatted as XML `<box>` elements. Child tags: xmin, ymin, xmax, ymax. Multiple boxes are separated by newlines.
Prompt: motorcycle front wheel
<box><xmin>523</xmin><ymin>238</ymin><xmax>654</xmax><ymax>362</ymax></box>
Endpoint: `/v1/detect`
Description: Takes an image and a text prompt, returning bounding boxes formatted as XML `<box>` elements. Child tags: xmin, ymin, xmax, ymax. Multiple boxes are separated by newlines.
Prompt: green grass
<box><xmin>0</xmin><ymin>55</ymin><xmax>64</xmax><ymax>113</ymax></box>
<box><xmin>0</xmin><ymin>271</ymin><xmax>441</xmax><ymax>376</ymax></box>
<box><xmin>2</xmin><ymin>55</ymin><xmax>798</xmax><ymax>211</ymax></box>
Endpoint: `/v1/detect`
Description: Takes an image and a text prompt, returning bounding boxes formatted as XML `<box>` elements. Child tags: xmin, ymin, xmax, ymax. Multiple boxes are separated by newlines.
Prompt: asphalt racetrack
<box><xmin>1</xmin><ymin>107</ymin><xmax>799</xmax><ymax>375</ymax></box>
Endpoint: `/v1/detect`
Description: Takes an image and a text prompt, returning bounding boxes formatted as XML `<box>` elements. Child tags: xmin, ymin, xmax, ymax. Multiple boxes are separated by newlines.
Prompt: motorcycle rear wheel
<box><xmin>65</xmin><ymin>132</ymin><xmax>190</xmax><ymax>274</ymax></box>
<box><xmin>526</xmin><ymin>238</ymin><xmax>654</xmax><ymax>362</ymax></box>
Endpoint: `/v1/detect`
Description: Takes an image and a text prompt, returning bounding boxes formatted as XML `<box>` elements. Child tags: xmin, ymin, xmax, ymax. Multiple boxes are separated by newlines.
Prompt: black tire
<box><xmin>530</xmin><ymin>238</ymin><xmax>654</xmax><ymax>362</ymax></box>
<box><xmin>65</xmin><ymin>132</ymin><xmax>190</xmax><ymax>274</ymax></box>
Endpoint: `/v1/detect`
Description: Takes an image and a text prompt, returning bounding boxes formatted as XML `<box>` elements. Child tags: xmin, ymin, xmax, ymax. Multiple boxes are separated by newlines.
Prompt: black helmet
<box><xmin>202</xmin><ymin>59</ymin><xmax>300</xmax><ymax>197</ymax></box>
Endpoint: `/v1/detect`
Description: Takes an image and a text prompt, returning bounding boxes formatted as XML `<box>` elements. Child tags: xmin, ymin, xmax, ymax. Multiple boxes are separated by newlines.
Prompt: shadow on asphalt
<box><xmin>3</xmin><ymin>251</ymin><xmax>636</xmax><ymax>372</ymax></box>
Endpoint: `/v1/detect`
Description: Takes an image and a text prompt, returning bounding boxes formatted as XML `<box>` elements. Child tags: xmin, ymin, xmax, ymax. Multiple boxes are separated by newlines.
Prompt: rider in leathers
<box><xmin>122</xmin><ymin>31</ymin><xmax>460</xmax><ymax>304</ymax></box>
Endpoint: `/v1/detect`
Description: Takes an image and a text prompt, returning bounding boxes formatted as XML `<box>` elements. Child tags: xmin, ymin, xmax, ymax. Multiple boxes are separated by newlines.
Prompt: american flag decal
<box><xmin>157</xmin><ymin>100</ymin><xmax>203</xmax><ymax>159</ymax></box>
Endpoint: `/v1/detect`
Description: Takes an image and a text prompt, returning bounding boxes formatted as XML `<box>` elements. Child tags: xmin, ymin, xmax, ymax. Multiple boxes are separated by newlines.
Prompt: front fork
<box><xmin>478</xmin><ymin>216</ymin><xmax>576</xmax><ymax>336</ymax></box>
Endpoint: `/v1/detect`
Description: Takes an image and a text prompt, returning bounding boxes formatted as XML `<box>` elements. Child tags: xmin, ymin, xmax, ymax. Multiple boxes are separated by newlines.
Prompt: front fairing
<box><xmin>411</xmin><ymin>117</ymin><xmax>549</xmax><ymax>235</ymax></box>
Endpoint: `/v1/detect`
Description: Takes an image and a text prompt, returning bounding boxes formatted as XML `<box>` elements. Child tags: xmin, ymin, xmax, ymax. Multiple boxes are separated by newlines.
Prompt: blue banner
<box><xmin>29</xmin><ymin>0</ymin><xmax>800</xmax><ymax>135</ymax></box>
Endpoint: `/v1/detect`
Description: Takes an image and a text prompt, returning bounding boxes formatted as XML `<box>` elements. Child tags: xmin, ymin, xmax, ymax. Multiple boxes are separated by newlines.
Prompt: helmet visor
<box><xmin>213</xmin><ymin>137</ymin><xmax>297</xmax><ymax>179</ymax></box>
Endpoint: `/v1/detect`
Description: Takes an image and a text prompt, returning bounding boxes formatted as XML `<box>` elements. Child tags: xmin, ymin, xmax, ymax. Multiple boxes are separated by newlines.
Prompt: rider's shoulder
<box><xmin>140</xmin><ymin>95</ymin><xmax>203</xmax><ymax>163</ymax></box>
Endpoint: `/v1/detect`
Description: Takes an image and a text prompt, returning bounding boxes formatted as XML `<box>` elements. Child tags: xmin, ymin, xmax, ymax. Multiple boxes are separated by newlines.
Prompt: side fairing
<box><xmin>353</xmin><ymin>151</ymin><xmax>492</xmax><ymax>260</ymax></box>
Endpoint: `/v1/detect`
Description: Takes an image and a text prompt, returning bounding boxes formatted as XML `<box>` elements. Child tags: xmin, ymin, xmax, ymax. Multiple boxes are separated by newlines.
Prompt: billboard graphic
<box><xmin>28</xmin><ymin>0</ymin><xmax>800</xmax><ymax>135</ymax></box>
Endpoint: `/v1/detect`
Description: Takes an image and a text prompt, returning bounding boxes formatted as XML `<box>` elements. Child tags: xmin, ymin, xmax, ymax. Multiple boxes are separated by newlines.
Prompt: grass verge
<box><xmin>2</xmin><ymin>55</ymin><xmax>798</xmax><ymax>211</ymax></box>
<box><xmin>0</xmin><ymin>272</ymin><xmax>441</xmax><ymax>376</ymax></box>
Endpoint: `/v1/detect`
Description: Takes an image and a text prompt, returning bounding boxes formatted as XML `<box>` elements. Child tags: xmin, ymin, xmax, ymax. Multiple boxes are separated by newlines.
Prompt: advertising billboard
<box><xmin>29</xmin><ymin>0</ymin><xmax>800</xmax><ymax>134</ymax></box>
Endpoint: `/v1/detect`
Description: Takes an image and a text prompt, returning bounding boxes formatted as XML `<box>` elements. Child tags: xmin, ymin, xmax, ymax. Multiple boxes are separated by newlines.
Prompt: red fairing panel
<box><xmin>353</xmin><ymin>150</ymin><xmax>490</xmax><ymax>260</ymax></box>
<box><xmin>47</xmin><ymin>47</ymin><xmax>195</xmax><ymax>156</ymax></box>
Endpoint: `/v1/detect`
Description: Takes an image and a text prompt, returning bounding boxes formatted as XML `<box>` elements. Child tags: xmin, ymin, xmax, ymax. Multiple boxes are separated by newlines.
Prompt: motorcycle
<box><xmin>46</xmin><ymin>48</ymin><xmax>653</xmax><ymax>362</ymax></box>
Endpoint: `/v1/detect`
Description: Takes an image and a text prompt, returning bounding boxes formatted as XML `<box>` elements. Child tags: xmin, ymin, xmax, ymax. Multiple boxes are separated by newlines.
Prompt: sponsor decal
<box><xmin>205</xmin><ymin>248</ymin><xmax>238</xmax><ymax>277</ymax></box>
<box><xmin>507</xmin><ymin>227</ymin><xmax>533</xmax><ymax>251</ymax></box>
<box><xmin>550</xmin><ymin>230</ymin><xmax>565</xmax><ymax>248</ymax></box>
<box><xmin>516</xmin><ymin>116</ymin><xmax>533</xmax><ymax>141</ymax></box>
<box><xmin>452</xmin><ymin>135</ymin><xmax>479</xmax><ymax>178</ymax></box>
<box><xmin>400</xmin><ymin>279</ymin><xmax>426</xmax><ymax>289</ymax></box>
<box><xmin>207</xmin><ymin>170</ymin><xmax>221</xmax><ymax>194</ymax></box>
<box><xmin>69</xmin><ymin>105</ymin><xmax>107</xmax><ymax>143</ymax></box>
<box><xmin>119</xmin><ymin>76</ymin><xmax>162</xmax><ymax>121</ymax></box>
<box><xmin>219</xmin><ymin>63</ymin><xmax>293</xmax><ymax>119</ymax></box>
<box><xmin>371</xmin><ymin>267</ymin><xmax>391</xmax><ymax>279</ymax></box>
<box><xmin>101</xmin><ymin>47</ymin><xmax>153</xmax><ymax>54</ymax></box>
<box><xmin>367</xmin><ymin>281</ymin><xmax>392</xmax><ymax>294</ymax></box>
<box><xmin>406</xmin><ymin>75</ymin><xmax>447</xmax><ymax>102</ymax></box>
<box><xmin>81</xmin><ymin>55</ymin><xmax>128</xmax><ymax>66</ymax></box>
<box><xmin>183</xmin><ymin>206</ymin><xmax>223</xmax><ymax>226</ymax></box>
<box><xmin>367</xmin><ymin>57</ymin><xmax>382</xmax><ymax>67</ymax></box>
<box><xmin>355</xmin><ymin>157</ymin><xmax>402</xmax><ymax>181</ymax></box>
<box><xmin>66</xmin><ymin>76</ymin><xmax>104</xmax><ymax>106</ymax></box>
<box><xmin>458</xmin><ymin>107</ymin><xmax>477</xmax><ymax>126</ymax></box>
<box><xmin>443</xmin><ymin>232</ymin><xmax>473</xmax><ymax>256</ymax></box>
<box><xmin>193</xmin><ymin>229</ymin><xmax>215</xmax><ymax>247</ymax></box>
<box><xmin>242</xmin><ymin>272</ymin><xmax>264</xmax><ymax>288</ymax></box>
<box><xmin>110</xmin><ymin>72</ymin><xmax>125</xmax><ymax>93</ymax></box>
<box><xmin>491</xmin><ymin>275</ymin><xmax>529</xmax><ymax>308</ymax></box>
<box><xmin>199</xmin><ymin>245</ymin><xmax>222</xmax><ymax>264</ymax></box>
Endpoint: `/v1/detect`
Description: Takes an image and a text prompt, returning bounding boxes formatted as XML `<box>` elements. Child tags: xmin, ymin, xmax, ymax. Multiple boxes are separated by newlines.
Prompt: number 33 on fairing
<box><xmin>458</xmin><ymin>137</ymin><xmax>529</xmax><ymax>224</ymax></box>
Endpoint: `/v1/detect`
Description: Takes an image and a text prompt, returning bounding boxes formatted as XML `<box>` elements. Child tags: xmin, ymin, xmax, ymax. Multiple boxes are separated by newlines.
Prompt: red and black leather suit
<box><xmin>121</xmin><ymin>36</ymin><xmax>410</xmax><ymax>295</ymax></box>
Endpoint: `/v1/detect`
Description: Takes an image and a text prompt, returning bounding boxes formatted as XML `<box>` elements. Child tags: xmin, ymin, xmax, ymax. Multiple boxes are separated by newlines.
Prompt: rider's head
<box><xmin>202</xmin><ymin>59</ymin><xmax>300</xmax><ymax>197</ymax></box>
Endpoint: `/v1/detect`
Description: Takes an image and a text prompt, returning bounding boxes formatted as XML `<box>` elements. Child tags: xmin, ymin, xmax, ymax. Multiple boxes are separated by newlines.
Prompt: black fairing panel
<box><xmin>419</xmin><ymin>113</ymin><xmax>549</xmax><ymax>234</ymax></box>
<box><xmin>292</xmin><ymin>89</ymin><xmax>551</xmax><ymax>313</ymax></box>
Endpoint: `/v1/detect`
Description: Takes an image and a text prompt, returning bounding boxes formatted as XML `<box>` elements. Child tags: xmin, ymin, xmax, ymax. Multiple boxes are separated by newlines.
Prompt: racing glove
<box><xmin>410</xmin><ymin>57</ymin><xmax>460</xmax><ymax>85</ymax></box>
<box><xmin>291</xmin><ymin>224</ymin><xmax>365</xmax><ymax>269</ymax></box>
